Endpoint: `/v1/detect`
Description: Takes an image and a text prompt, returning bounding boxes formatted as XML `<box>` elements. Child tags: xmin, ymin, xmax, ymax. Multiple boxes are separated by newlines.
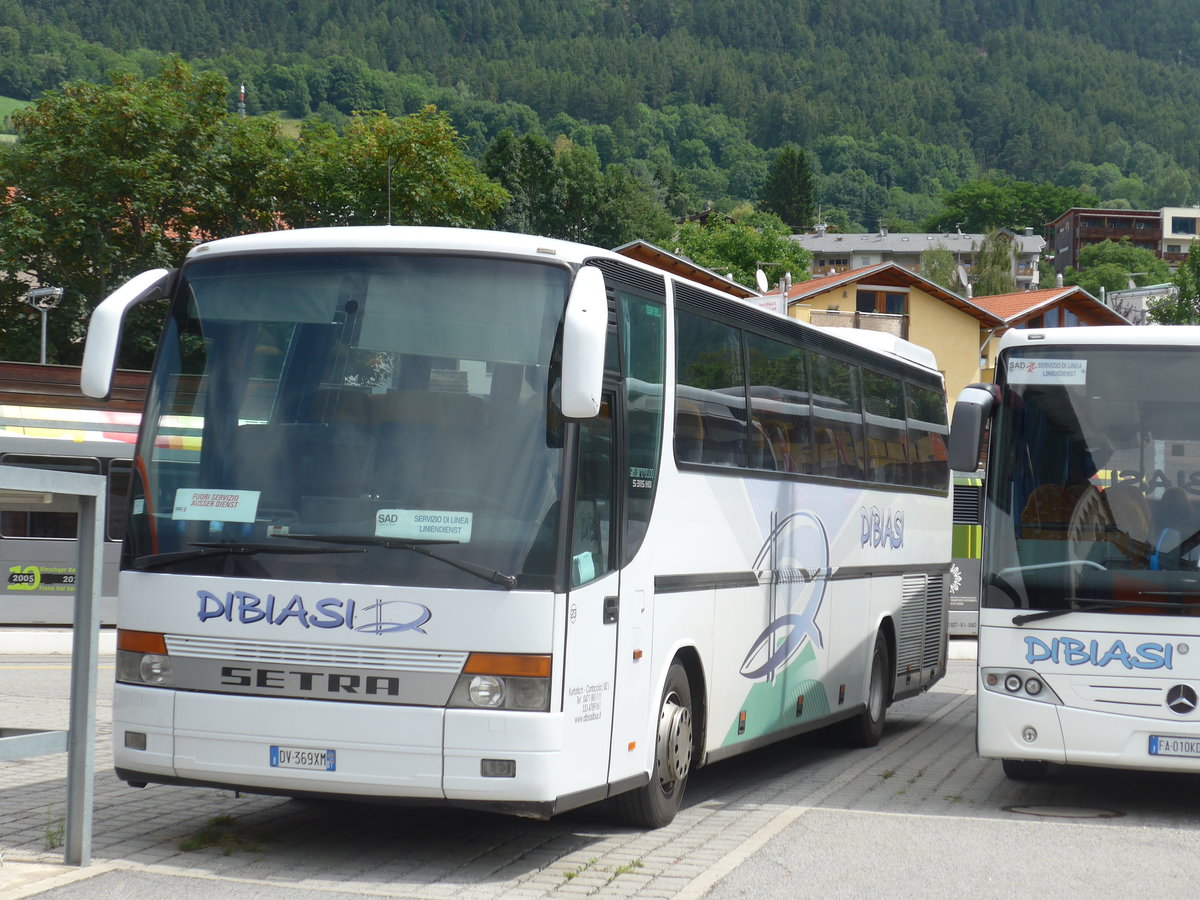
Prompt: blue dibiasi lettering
<box><xmin>1024</xmin><ymin>636</ymin><xmax>1174</xmax><ymax>670</ymax></box>
<box><xmin>195</xmin><ymin>590</ymin><xmax>360</xmax><ymax>630</ymax></box>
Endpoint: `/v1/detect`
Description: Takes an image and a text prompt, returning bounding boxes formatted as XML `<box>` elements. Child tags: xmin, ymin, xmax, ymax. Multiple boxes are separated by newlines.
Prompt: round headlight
<box><xmin>1025</xmin><ymin>677</ymin><xmax>1044</xmax><ymax>696</ymax></box>
<box><xmin>468</xmin><ymin>675</ymin><xmax>505</xmax><ymax>708</ymax></box>
<box><xmin>1004</xmin><ymin>673</ymin><xmax>1022</xmax><ymax>693</ymax></box>
<box><xmin>139</xmin><ymin>654</ymin><xmax>173</xmax><ymax>685</ymax></box>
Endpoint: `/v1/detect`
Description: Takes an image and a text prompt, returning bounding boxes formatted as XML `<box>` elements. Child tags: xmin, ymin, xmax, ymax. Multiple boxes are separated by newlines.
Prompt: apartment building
<box><xmin>790</xmin><ymin>226</ymin><xmax>1045</xmax><ymax>292</ymax></box>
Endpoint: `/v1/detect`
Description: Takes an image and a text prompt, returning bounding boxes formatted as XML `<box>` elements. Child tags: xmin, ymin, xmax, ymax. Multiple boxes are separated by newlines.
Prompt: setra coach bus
<box><xmin>82</xmin><ymin>226</ymin><xmax>951</xmax><ymax>826</ymax></box>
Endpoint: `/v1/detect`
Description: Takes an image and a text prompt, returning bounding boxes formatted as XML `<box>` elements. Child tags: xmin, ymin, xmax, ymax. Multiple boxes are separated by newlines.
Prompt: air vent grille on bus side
<box><xmin>952</xmin><ymin>482</ymin><xmax>984</xmax><ymax>524</ymax></box>
<box><xmin>898</xmin><ymin>573</ymin><xmax>944</xmax><ymax>674</ymax></box>
<box><xmin>583</xmin><ymin>257</ymin><xmax>666</xmax><ymax>297</ymax></box>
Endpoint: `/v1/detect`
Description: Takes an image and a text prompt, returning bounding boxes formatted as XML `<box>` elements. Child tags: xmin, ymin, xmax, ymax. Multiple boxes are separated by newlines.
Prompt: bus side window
<box><xmin>571</xmin><ymin>399</ymin><xmax>614</xmax><ymax>587</ymax></box>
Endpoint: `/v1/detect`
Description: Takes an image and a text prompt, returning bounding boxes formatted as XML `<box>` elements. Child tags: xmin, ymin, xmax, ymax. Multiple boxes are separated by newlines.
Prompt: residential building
<box><xmin>790</xmin><ymin>227</ymin><xmax>1045</xmax><ymax>292</ymax></box>
<box><xmin>1160</xmin><ymin>207</ymin><xmax>1200</xmax><ymax>266</ymax></box>
<box><xmin>1047</xmin><ymin>208</ymin><xmax>1161</xmax><ymax>274</ymax></box>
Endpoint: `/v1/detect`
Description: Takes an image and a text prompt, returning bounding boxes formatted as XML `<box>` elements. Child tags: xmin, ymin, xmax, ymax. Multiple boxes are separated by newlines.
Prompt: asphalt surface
<box><xmin>4</xmin><ymin>635</ymin><xmax>1200</xmax><ymax>899</ymax></box>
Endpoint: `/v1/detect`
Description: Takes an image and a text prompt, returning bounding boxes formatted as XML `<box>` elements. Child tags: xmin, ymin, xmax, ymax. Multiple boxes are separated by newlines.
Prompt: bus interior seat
<box><xmin>371</xmin><ymin>390</ymin><xmax>488</xmax><ymax>505</ymax></box>
<box><xmin>1020</xmin><ymin>484</ymin><xmax>1072</xmax><ymax>539</ymax></box>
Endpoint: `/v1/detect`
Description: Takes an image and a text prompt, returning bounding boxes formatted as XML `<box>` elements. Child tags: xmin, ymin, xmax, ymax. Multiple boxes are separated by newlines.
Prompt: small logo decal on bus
<box><xmin>1024</xmin><ymin>636</ymin><xmax>1174</xmax><ymax>671</ymax></box>
<box><xmin>197</xmin><ymin>590</ymin><xmax>431</xmax><ymax>635</ymax></box>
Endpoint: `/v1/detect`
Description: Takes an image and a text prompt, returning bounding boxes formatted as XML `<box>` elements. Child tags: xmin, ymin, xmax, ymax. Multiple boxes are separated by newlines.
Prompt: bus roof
<box><xmin>186</xmin><ymin>226</ymin><xmax>614</xmax><ymax>266</ymax></box>
<box><xmin>999</xmin><ymin>325</ymin><xmax>1200</xmax><ymax>352</ymax></box>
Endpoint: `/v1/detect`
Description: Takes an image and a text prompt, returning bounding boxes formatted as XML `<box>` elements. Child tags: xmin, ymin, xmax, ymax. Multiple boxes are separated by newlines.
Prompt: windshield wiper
<box><xmin>277</xmin><ymin>534</ymin><xmax>518</xmax><ymax>589</ymax></box>
<box><xmin>1013</xmin><ymin>596</ymin><xmax>1198</xmax><ymax>626</ymax></box>
<box><xmin>133</xmin><ymin>540</ymin><xmax>365</xmax><ymax>571</ymax></box>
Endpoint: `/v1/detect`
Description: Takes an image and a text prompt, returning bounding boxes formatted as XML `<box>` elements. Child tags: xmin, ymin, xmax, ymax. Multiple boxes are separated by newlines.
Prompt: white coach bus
<box><xmin>951</xmin><ymin>326</ymin><xmax>1200</xmax><ymax>780</ymax></box>
<box><xmin>82</xmin><ymin>226</ymin><xmax>950</xmax><ymax>826</ymax></box>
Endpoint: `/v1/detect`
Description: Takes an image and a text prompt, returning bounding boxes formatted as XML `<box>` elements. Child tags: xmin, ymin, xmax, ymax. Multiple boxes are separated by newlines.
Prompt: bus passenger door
<box><xmin>559</xmin><ymin>397</ymin><xmax>619</xmax><ymax>799</ymax></box>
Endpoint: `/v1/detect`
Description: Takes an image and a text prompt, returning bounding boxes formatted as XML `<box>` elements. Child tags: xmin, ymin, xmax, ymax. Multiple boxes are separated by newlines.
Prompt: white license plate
<box><xmin>1148</xmin><ymin>735</ymin><xmax>1200</xmax><ymax>758</ymax></box>
<box><xmin>270</xmin><ymin>745</ymin><xmax>336</xmax><ymax>771</ymax></box>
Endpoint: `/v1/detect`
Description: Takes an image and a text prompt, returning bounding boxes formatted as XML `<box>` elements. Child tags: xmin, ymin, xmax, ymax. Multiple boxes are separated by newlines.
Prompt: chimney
<box><xmin>879</xmin><ymin>224</ymin><xmax>888</xmax><ymax>237</ymax></box>
<box><xmin>1024</xmin><ymin>227</ymin><xmax>1033</xmax><ymax>236</ymax></box>
<box><xmin>966</xmin><ymin>284</ymin><xmax>973</xmax><ymax>299</ymax></box>
<box><xmin>1056</xmin><ymin>272</ymin><xmax>1063</xmax><ymax>287</ymax></box>
<box><xmin>815</xmin><ymin>223</ymin><xmax>827</xmax><ymax>237</ymax></box>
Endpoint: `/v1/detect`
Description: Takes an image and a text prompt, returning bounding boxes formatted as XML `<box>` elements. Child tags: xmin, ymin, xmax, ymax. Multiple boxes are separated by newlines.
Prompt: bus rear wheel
<box><xmin>612</xmin><ymin>662</ymin><xmax>693</xmax><ymax>828</ymax></box>
<box><xmin>840</xmin><ymin>630</ymin><xmax>890</xmax><ymax>747</ymax></box>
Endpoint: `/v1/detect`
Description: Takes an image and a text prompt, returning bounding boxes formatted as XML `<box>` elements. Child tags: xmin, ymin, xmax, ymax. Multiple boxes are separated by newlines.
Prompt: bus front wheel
<box><xmin>1002</xmin><ymin>758</ymin><xmax>1049</xmax><ymax>780</ymax></box>
<box><xmin>612</xmin><ymin>662</ymin><xmax>693</xmax><ymax>828</ymax></box>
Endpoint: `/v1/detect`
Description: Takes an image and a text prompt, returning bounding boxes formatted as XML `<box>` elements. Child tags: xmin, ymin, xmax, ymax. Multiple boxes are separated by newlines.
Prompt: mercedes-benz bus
<box><xmin>951</xmin><ymin>326</ymin><xmax>1200</xmax><ymax>779</ymax></box>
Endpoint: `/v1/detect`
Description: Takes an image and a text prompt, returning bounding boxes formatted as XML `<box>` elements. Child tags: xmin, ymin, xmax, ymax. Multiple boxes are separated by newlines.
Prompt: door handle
<box><xmin>603</xmin><ymin>595</ymin><xmax>619</xmax><ymax>625</ymax></box>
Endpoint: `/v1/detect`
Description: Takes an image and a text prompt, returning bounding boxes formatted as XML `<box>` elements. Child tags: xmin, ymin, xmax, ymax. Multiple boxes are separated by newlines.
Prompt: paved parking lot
<box><xmin>4</xmin><ymin>648</ymin><xmax>1200</xmax><ymax>898</ymax></box>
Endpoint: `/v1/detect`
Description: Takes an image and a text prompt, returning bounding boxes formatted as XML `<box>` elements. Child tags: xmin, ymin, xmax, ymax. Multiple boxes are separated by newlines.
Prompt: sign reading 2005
<box><xmin>197</xmin><ymin>590</ymin><xmax>431</xmax><ymax>635</ymax></box>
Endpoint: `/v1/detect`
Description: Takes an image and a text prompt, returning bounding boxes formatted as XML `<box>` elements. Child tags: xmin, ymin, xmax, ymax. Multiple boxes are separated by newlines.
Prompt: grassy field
<box><xmin>1</xmin><ymin>95</ymin><xmax>30</xmax><ymax>136</ymax></box>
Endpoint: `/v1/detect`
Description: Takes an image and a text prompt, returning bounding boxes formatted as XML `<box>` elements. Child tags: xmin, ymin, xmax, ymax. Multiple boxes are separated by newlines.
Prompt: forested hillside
<box><xmin>3</xmin><ymin>0</ymin><xmax>1200</xmax><ymax>229</ymax></box>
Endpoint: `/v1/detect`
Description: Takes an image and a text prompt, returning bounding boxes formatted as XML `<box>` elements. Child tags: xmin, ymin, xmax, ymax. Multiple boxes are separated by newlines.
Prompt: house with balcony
<box><xmin>1047</xmin><ymin>208</ymin><xmax>1162</xmax><ymax>274</ymax></box>
<box><xmin>790</xmin><ymin>227</ymin><xmax>1046</xmax><ymax>292</ymax></box>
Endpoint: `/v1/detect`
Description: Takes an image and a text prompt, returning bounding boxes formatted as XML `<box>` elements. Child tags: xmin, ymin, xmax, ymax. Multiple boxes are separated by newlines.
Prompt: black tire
<box><xmin>841</xmin><ymin>630</ymin><xmax>890</xmax><ymax>747</ymax></box>
<box><xmin>611</xmin><ymin>661</ymin><xmax>694</xmax><ymax>828</ymax></box>
<box><xmin>1002</xmin><ymin>758</ymin><xmax>1050</xmax><ymax>780</ymax></box>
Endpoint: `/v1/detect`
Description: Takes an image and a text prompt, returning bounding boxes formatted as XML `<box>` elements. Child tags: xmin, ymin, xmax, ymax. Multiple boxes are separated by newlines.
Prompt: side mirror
<box><xmin>949</xmin><ymin>383</ymin><xmax>999</xmax><ymax>472</ymax></box>
<box><xmin>81</xmin><ymin>269</ymin><xmax>175</xmax><ymax>400</ymax></box>
<box><xmin>559</xmin><ymin>265</ymin><xmax>608</xmax><ymax>419</ymax></box>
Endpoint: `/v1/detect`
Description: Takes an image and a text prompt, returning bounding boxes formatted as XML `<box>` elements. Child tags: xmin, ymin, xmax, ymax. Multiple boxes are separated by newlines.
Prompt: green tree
<box><xmin>1063</xmin><ymin>237</ymin><xmax>1170</xmax><ymax>297</ymax></box>
<box><xmin>671</xmin><ymin>214</ymin><xmax>810</xmax><ymax>289</ymax></box>
<box><xmin>0</xmin><ymin>57</ymin><xmax>291</xmax><ymax>366</ymax></box>
<box><xmin>1149</xmin><ymin>243</ymin><xmax>1200</xmax><ymax>324</ymax></box>
<box><xmin>280</xmin><ymin>107</ymin><xmax>508</xmax><ymax>228</ymax></box>
<box><xmin>919</xmin><ymin>244</ymin><xmax>960</xmax><ymax>293</ymax></box>
<box><xmin>924</xmin><ymin>178</ymin><xmax>1097</xmax><ymax>234</ymax></box>
<box><xmin>761</xmin><ymin>144</ymin><xmax>814</xmax><ymax>232</ymax></box>
<box><xmin>971</xmin><ymin>230</ymin><xmax>1017</xmax><ymax>297</ymax></box>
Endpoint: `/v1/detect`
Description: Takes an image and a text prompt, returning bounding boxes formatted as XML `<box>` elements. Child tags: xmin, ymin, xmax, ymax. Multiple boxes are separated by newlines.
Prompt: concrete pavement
<box><xmin>2</xmin><ymin>637</ymin><xmax>983</xmax><ymax>898</ymax></box>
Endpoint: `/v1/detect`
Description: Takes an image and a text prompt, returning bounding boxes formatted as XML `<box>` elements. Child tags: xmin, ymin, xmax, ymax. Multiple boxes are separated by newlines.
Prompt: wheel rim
<box><xmin>656</xmin><ymin>691</ymin><xmax>693</xmax><ymax>788</ymax></box>
<box><xmin>868</xmin><ymin>650</ymin><xmax>885</xmax><ymax>722</ymax></box>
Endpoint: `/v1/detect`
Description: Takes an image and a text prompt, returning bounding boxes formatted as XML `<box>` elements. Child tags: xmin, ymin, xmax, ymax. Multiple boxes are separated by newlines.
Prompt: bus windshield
<box><xmin>984</xmin><ymin>345</ymin><xmax>1200</xmax><ymax>617</ymax></box>
<box><xmin>127</xmin><ymin>251</ymin><xmax>570</xmax><ymax>590</ymax></box>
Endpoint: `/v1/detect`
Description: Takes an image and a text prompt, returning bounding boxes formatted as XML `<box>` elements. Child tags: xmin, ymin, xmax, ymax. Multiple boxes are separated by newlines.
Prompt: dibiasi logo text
<box><xmin>196</xmin><ymin>590</ymin><xmax>431</xmax><ymax>635</ymax></box>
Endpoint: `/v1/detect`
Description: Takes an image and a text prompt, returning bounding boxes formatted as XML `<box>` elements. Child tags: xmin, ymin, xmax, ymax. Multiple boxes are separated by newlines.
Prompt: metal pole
<box><xmin>63</xmin><ymin>490</ymin><xmax>103</xmax><ymax>866</ymax></box>
<box><xmin>39</xmin><ymin>307</ymin><xmax>48</xmax><ymax>364</ymax></box>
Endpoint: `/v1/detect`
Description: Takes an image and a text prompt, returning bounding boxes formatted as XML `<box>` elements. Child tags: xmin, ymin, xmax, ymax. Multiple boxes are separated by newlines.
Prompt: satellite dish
<box><xmin>755</xmin><ymin>269</ymin><xmax>769</xmax><ymax>293</ymax></box>
<box><xmin>956</xmin><ymin>265</ymin><xmax>969</xmax><ymax>288</ymax></box>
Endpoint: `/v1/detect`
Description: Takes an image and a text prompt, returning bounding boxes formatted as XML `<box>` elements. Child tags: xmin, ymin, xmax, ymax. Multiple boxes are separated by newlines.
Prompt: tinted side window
<box><xmin>746</xmin><ymin>333</ymin><xmax>814</xmax><ymax>474</ymax></box>
<box><xmin>810</xmin><ymin>355</ymin><xmax>864</xmax><ymax>480</ymax></box>
<box><xmin>863</xmin><ymin>370</ymin><xmax>908</xmax><ymax>485</ymax></box>
<box><xmin>675</xmin><ymin>310</ymin><xmax>746</xmax><ymax>468</ymax></box>
<box><xmin>907</xmin><ymin>384</ymin><xmax>950</xmax><ymax>490</ymax></box>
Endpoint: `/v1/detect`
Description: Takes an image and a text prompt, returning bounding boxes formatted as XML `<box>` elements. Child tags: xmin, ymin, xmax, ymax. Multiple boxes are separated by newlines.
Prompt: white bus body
<box><xmin>88</xmin><ymin>227</ymin><xmax>950</xmax><ymax>825</ymax></box>
<box><xmin>950</xmin><ymin>326</ymin><xmax>1200</xmax><ymax>780</ymax></box>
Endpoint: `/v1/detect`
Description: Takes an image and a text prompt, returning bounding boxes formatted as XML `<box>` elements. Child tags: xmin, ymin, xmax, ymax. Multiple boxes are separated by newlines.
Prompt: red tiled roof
<box><xmin>969</xmin><ymin>287</ymin><xmax>1071</xmax><ymax>320</ymax></box>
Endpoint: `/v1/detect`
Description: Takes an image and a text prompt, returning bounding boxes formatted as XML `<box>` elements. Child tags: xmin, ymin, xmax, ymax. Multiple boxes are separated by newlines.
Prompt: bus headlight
<box><xmin>468</xmin><ymin>675</ymin><xmax>505</xmax><ymax>707</ymax></box>
<box><xmin>448</xmin><ymin>653</ymin><xmax>551</xmax><ymax>712</ymax></box>
<box><xmin>116</xmin><ymin>629</ymin><xmax>174</xmax><ymax>687</ymax></box>
<box><xmin>138</xmin><ymin>654</ymin><xmax>174</xmax><ymax>684</ymax></box>
<box><xmin>981</xmin><ymin>668</ymin><xmax>1061</xmax><ymax>705</ymax></box>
